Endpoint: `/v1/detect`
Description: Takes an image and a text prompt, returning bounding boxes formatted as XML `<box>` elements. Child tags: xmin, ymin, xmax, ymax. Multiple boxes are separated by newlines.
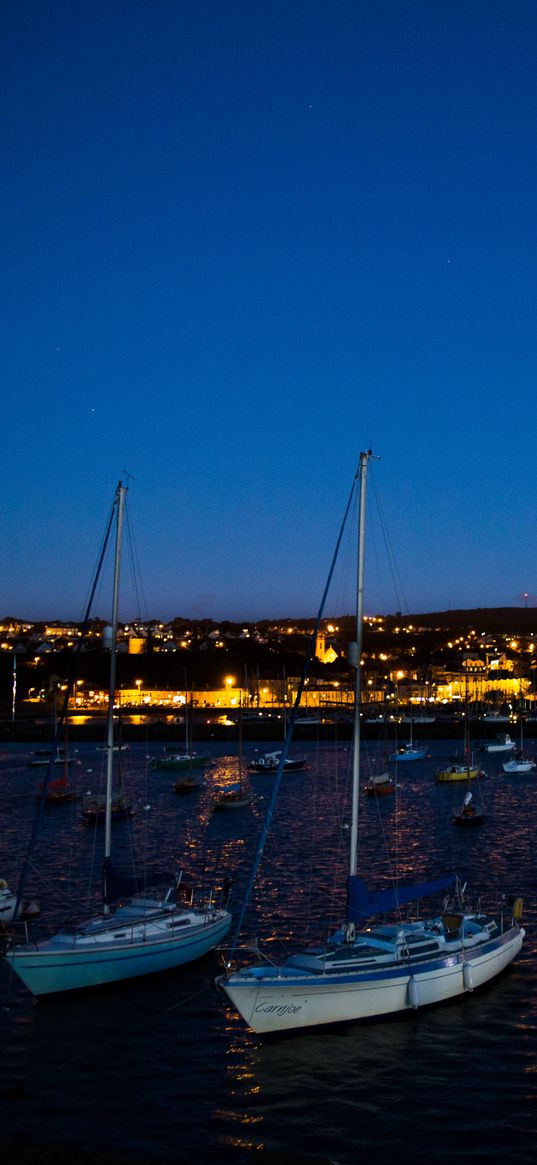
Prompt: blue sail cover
<box><xmin>347</xmin><ymin>874</ymin><xmax>457</xmax><ymax>923</ymax></box>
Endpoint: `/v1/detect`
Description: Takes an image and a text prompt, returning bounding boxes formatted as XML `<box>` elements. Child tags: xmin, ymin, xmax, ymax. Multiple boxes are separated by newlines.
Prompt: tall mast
<box><xmin>349</xmin><ymin>451</ymin><xmax>372</xmax><ymax>877</ymax></box>
<box><xmin>104</xmin><ymin>481</ymin><xmax>127</xmax><ymax>884</ymax></box>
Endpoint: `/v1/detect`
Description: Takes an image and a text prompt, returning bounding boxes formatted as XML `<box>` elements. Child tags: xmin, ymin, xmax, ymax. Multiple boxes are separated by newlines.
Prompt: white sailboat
<box><xmin>5</xmin><ymin>481</ymin><xmax>231</xmax><ymax>997</ymax></box>
<box><xmin>502</xmin><ymin>708</ymin><xmax>536</xmax><ymax>774</ymax></box>
<box><xmin>218</xmin><ymin>452</ymin><xmax>525</xmax><ymax>1035</ymax></box>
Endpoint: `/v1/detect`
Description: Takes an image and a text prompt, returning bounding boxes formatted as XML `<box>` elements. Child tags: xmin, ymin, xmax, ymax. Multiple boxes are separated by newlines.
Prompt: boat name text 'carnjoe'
<box><xmin>255</xmin><ymin>1001</ymin><xmax>303</xmax><ymax>1016</ymax></box>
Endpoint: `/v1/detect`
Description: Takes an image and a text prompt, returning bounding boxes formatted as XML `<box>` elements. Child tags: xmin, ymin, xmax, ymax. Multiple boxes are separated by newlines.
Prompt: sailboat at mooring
<box><xmin>4</xmin><ymin>481</ymin><xmax>231</xmax><ymax>997</ymax></box>
<box><xmin>217</xmin><ymin>452</ymin><xmax>525</xmax><ymax>1035</ymax></box>
<box><xmin>502</xmin><ymin>703</ymin><xmax>536</xmax><ymax>774</ymax></box>
<box><xmin>212</xmin><ymin>702</ymin><xmax>253</xmax><ymax>810</ymax></box>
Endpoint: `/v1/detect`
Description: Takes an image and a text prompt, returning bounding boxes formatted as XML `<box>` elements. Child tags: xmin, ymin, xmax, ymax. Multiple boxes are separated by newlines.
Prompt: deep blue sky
<box><xmin>2</xmin><ymin>1</ymin><xmax>537</xmax><ymax>622</ymax></box>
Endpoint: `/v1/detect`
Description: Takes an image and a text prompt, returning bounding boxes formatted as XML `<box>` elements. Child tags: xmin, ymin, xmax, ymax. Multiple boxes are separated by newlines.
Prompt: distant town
<box><xmin>2</xmin><ymin>606</ymin><xmax>537</xmax><ymax>725</ymax></box>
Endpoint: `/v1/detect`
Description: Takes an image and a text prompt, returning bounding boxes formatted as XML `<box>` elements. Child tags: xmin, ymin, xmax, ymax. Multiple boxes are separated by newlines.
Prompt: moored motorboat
<box><xmin>478</xmin><ymin>733</ymin><xmax>516</xmax><ymax>754</ymax></box>
<box><xmin>249</xmin><ymin>750</ymin><xmax>306</xmax><ymax>773</ymax></box>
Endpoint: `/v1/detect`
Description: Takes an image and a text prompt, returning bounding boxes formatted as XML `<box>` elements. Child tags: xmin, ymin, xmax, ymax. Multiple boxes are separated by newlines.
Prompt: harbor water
<box><xmin>1</xmin><ymin>736</ymin><xmax>537</xmax><ymax>1165</ymax></box>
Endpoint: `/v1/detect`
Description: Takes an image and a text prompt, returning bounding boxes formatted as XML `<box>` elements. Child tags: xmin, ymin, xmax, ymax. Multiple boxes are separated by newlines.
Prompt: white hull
<box><xmin>221</xmin><ymin>925</ymin><xmax>524</xmax><ymax>1034</ymax></box>
<box><xmin>0</xmin><ymin>886</ymin><xmax>40</xmax><ymax>924</ymax></box>
<box><xmin>481</xmin><ymin>735</ymin><xmax>516</xmax><ymax>753</ymax></box>
<box><xmin>502</xmin><ymin>760</ymin><xmax>536</xmax><ymax>774</ymax></box>
<box><xmin>6</xmin><ymin>906</ymin><xmax>231</xmax><ymax>997</ymax></box>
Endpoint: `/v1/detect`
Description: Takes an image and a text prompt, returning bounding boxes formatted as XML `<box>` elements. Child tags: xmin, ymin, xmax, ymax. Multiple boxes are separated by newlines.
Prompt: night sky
<box><xmin>3</xmin><ymin>2</ymin><xmax>537</xmax><ymax>623</ymax></box>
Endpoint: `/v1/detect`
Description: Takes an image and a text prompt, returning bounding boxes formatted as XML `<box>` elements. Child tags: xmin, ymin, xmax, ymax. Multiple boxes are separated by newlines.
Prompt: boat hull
<box><xmin>388</xmin><ymin>750</ymin><xmax>427</xmax><ymax>762</ymax></box>
<box><xmin>155</xmin><ymin>755</ymin><xmax>210</xmax><ymax>770</ymax></box>
<box><xmin>220</xmin><ymin>925</ymin><xmax>524</xmax><ymax>1034</ymax></box>
<box><xmin>365</xmin><ymin>782</ymin><xmax>395</xmax><ymax>796</ymax></box>
<box><xmin>5</xmin><ymin>910</ymin><xmax>231</xmax><ymax>997</ymax></box>
<box><xmin>212</xmin><ymin>795</ymin><xmax>252</xmax><ymax>809</ymax></box>
<box><xmin>436</xmin><ymin>767</ymin><xmax>482</xmax><ymax>783</ymax></box>
<box><xmin>249</xmin><ymin>760</ymin><xmax>306</xmax><ymax>773</ymax></box>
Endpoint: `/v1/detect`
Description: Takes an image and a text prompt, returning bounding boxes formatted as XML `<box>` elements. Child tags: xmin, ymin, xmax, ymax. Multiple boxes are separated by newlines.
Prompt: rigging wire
<box><xmin>11</xmin><ymin>489</ymin><xmax>118</xmax><ymax>923</ymax></box>
<box><xmin>227</xmin><ymin>464</ymin><xmax>360</xmax><ymax>960</ymax></box>
<box><xmin>124</xmin><ymin>500</ymin><xmax>150</xmax><ymax>624</ymax></box>
<box><xmin>370</xmin><ymin>472</ymin><xmax>409</xmax><ymax>616</ymax></box>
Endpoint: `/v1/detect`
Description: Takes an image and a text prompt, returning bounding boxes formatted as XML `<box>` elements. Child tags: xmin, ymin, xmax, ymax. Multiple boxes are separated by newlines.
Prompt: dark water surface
<box><xmin>1</xmin><ymin>737</ymin><xmax>537</xmax><ymax>1165</ymax></box>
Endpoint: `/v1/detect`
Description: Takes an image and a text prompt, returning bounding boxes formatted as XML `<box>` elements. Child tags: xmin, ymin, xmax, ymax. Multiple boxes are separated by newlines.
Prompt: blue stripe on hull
<box><xmin>222</xmin><ymin>926</ymin><xmax>524</xmax><ymax>1033</ymax></box>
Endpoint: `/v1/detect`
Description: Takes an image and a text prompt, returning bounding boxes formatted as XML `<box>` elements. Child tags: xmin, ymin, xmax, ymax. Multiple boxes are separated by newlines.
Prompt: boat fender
<box><xmin>463</xmin><ymin>962</ymin><xmax>474</xmax><ymax>992</ymax></box>
<box><xmin>0</xmin><ymin>879</ymin><xmax>7</xmax><ymax>890</ymax></box>
<box><xmin>512</xmin><ymin>897</ymin><xmax>523</xmax><ymax>921</ymax></box>
<box><xmin>345</xmin><ymin>922</ymin><xmax>356</xmax><ymax>944</ymax></box>
<box><xmin>407</xmin><ymin>976</ymin><xmax>419</xmax><ymax>1009</ymax></box>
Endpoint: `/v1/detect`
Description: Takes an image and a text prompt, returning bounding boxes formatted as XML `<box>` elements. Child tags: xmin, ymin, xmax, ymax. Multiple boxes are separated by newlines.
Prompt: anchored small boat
<box><xmin>453</xmin><ymin>790</ymin><xmax>485</xmax><ymax>827</ymax></box>
<box><xmin>249</xmin><ymin>750</ymin><xmax>306</xmax><ymax>773</ymax></box>
<box><xmin>364</xmin><ymin>771</ymin><xmax>395</xmax><ymax>796</ymax></box>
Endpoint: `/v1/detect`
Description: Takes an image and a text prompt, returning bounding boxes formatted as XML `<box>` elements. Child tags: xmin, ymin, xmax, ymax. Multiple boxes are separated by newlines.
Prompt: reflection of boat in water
<box><xmin>4</xmin><ymin>481</ymin><xmax>232</xmax><ymax>997</ymax></box>
<box><xmin>249</xmin><ymin>750</ymin><xmax>306</xmax><ymax>773</ymax></box>
<box><xmin>218</xmin><ymin>452</ymin><xmax>525</xmax><ymax>1034</ymax></box>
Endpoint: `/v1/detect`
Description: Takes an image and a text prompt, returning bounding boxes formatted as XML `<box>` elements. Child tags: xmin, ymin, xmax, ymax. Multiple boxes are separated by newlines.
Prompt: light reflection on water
<box><xmin>1</xmin><ymin>738</ymin><xmax>537</xmax><ymax>1164</ymax></box>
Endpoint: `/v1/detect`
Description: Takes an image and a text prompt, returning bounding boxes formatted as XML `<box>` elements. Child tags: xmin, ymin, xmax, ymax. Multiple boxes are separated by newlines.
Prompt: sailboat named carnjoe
<box><xmin>218</xmin><ymin>452</ymin><xmax>525</xmax><ymax>1035</ymax></box>
<box><xmin>5</xmin><ymin>481</ymin><xmax>231</xmax><ymax>997</ymax></box>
